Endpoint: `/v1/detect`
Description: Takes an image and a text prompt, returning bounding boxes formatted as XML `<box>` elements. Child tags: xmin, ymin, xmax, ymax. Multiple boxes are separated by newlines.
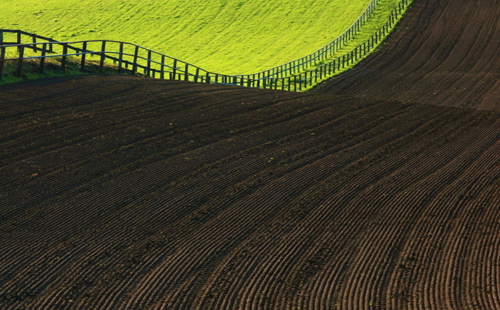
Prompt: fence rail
<box><xmin>0</xmin><ymin>0</ymin><xmax>412</xmax><ymax>91</ymax></box>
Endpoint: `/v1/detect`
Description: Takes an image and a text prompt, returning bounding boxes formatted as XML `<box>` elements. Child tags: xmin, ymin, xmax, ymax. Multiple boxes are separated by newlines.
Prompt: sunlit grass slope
<box><xmin>2</xmin><ymin>0</ymin><xmax>400</xmax><ymax>75</ymax></box>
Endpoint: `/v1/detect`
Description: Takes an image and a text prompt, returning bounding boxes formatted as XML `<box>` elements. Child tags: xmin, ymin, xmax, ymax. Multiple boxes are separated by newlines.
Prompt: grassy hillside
<box><xmin>1</xmin><ymin>0</ymin><xmax>401</xmax><ymax>75</ymax></box>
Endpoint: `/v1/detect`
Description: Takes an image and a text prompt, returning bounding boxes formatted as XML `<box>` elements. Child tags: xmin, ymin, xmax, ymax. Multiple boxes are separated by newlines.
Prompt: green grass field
<box><xmin>1</xmin><ymin>0</ymin><xmax>402</xmax><ymax>75</ymax></box>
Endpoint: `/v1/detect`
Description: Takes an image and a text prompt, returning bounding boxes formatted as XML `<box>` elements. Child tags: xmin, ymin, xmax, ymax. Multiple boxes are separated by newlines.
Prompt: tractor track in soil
<box><xmin>1</xmin><ymin>0</ymin><xmax>500</xmax><ymax>309</ymax></box>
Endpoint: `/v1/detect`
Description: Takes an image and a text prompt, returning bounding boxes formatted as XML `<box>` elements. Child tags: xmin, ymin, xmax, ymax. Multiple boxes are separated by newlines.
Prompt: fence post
<box><xmin>40</xmin><ymin>43</ymin><xmax>47</xmax><ymax>73</ymax></box>
<box><xmin>16</xmin><ymin>45</ymin><xmax>24</xmax><ymax>77</ymax></box>
<box><xmin>206</xmin><ymin>72</ymin><xmax>210</xmax><ymax>83</ymax></box>
<box><xmin>61</xmin><ymin>43</ymin><xmax>68</xmax><ymax>71</ymax></box>
<box><xmin>161</xmin><ymin>55</ymin><xmax>166</xmax><ymax>79</ymax></box>
<box><xmin>131</xmin><ymin>45</ymin><xmax>139</xmax><ymax>73</ymax></box>
<box><xmin>0</xmin><ymin>30</ymin><xmax>3</xmax><ymax>45</ymax></box>
<box><xmin>100</xmin><ymin>41</ymin><xmax>106</xmax><ymax>71</ymax></box>
<box><xmin>81</xmin><ymin>41</ymin><xmax>87</xmax><ymax>71</ymax></box>
<box><xmin>147</xmin><ymin>50</ymin><xmax>152</xmax><ymax>77</ymax></box>
<box><xmin>17</xmin><ymin>31</ymin><xmax>21</xmax><ymax>44</ymax></box>
<box><xmin>185</xmin><ymin>63</ymin><xmax>189</xmax><ymax>81</ymax></box>
<box><xmin>172</xmin><ymin>59</ymin><xmax>177</xmax><ymax>79</ymax></box>
<box><xmin>0</xmin><ymin>46</ymin><xmax>5</xmax><ymax>79</ymax></box>
<box><xmin>32</xmin><ymin>35</ymin><xmax>37</xmax><ymax>53</ymax></box>
<box><xmin>194</xmin><ymin>67</ymin><xmax>199</xmax><ymax>82</ymax></box>
<box><xmin>118</xmin><ymin>42</ymin><xmax>124</xmax><ymax>72</ymax></box>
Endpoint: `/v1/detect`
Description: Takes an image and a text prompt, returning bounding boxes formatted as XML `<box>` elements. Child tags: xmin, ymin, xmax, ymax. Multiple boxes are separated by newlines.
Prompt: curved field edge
<box><xmin>0</xmin><ymin>0</ymin><xmax>411</xmax><ymax>89</ymax></box>
<box><xmin>298</xmin><ymin>0</ymin><xmax>414</xmax><ymax>91</ymax></box>
<box><xmin>0</xmin><ymin>0</ymin><xmax>383</xmax><ymax>74</ymax></box>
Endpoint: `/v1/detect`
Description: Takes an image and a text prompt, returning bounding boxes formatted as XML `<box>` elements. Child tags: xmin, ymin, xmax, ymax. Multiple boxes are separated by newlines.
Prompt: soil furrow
<box><xmin>2</xmin><ymin>0</ymin><xmax>500</xmax><ymax>304</ymax></box>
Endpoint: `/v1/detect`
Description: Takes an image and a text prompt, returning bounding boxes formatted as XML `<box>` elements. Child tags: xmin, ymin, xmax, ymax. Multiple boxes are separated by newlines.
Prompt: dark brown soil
<box><xmin>316</xmin><ymin>0</ymin><xmax>500</xmax><ymax>111</ymax></box>
<box><xmin>1</xmin><ymin>0</ymin><xmax>500</xmax><ymax>309</ymax></box>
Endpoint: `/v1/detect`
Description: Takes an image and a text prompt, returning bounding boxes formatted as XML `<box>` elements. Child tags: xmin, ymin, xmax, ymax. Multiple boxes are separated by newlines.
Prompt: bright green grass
<box><xmin>1</xmin><ymin>0</ymin><xmax>400</xmax><ymax>75</ymax></box>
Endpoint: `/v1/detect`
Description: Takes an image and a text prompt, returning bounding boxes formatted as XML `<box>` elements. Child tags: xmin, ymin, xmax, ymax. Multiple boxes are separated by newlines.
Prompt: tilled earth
<box><xmin>1</xmin><ymin>0</ymin><xmax>500</xmax><ymax>309</ymax></box>
<box><xmin>317</xmin><ymin>0</ymin><xmax>500</xmax><ymax>111</ymax></box>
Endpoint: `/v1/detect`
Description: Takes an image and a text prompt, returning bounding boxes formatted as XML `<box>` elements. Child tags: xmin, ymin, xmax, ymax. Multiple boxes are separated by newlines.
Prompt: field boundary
<box><xmin>0</xmin><ymin>0</ymin><xmax>412</xmax><ymax>90</ymax></box>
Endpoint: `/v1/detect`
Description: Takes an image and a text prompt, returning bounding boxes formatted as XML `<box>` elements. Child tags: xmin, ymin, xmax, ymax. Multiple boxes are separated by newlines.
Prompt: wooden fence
<box><xmin>235</xmin><ymin>0</ymin><xmax>382</xmax><ymax>81</ymax></box>
<box><xmin>0</xmin><ymin>0</ymin><xmax>412</xmax><ymax>91</ymax></box>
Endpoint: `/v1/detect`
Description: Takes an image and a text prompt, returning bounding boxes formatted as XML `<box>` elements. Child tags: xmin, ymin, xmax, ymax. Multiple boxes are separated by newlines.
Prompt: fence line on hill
<box><xmin>242</xmin><ymin>0</ymin><xmax>381</xmax><ymax>80</ymax></box>
<box><xmin>0</xmin><ymin>0</ymin><xmax>412</xmax><ymax>90</ymax></box>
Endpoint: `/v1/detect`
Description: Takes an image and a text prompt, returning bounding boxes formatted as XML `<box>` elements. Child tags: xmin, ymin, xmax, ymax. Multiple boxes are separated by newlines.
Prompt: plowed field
<box><xmin>1</xmin><ymin>0</ymin><xmax>500</xmax><ymax>309</ymax></box>
<box><xmin>317</xmin><ymin>0</ymin><xmax>500</xmax><ymax>111</ymax></box>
